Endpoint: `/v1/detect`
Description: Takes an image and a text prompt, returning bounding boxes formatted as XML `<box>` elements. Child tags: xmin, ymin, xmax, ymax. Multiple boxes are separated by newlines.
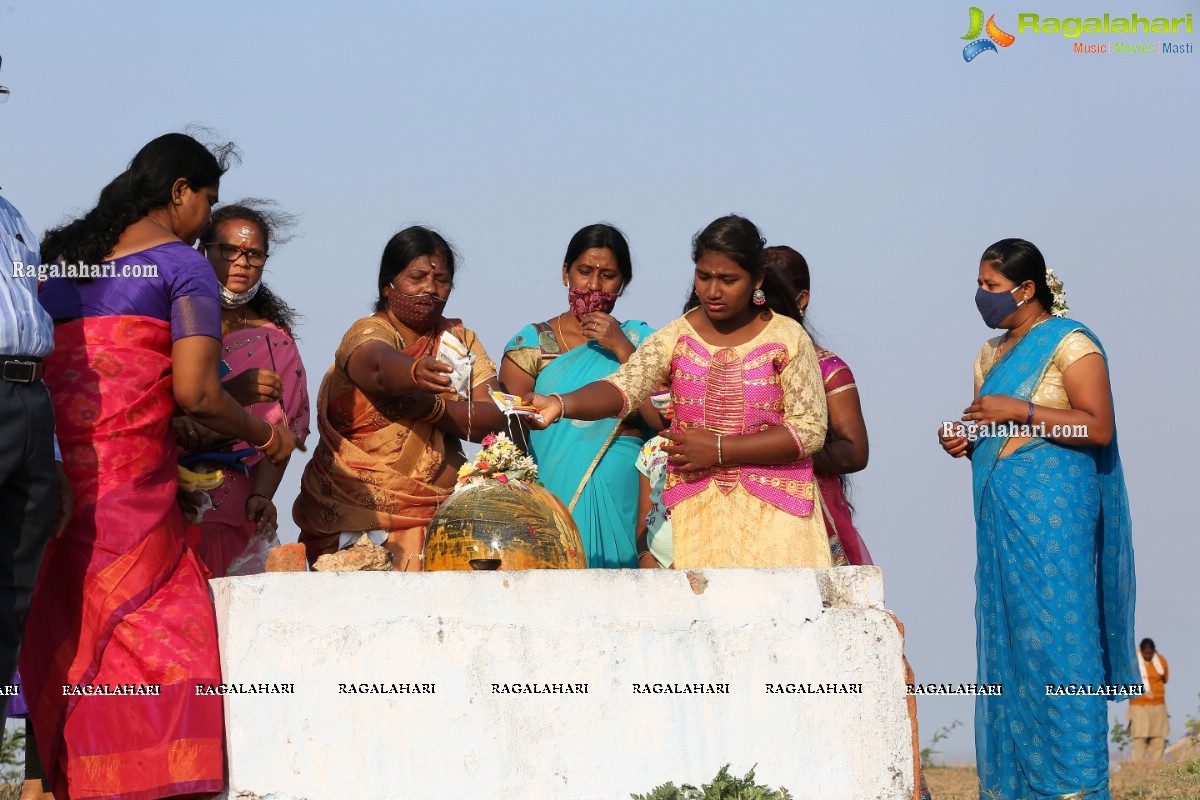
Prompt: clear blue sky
<box><xmin>2</xmin><ymin>0</ymin><xmax>1196</xmax><ymax>763</ymax></box>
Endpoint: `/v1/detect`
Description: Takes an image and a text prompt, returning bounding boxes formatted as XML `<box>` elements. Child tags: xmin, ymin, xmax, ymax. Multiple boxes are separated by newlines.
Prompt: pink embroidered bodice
<box><xmin>663</xmin><ymin>335</ymin><xmax>816</xmax><ymax>516</ymax></box>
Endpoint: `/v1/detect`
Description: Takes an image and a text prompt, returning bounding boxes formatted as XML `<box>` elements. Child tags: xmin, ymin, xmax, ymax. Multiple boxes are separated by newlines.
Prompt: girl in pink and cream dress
<box><xmin>526</xmin><ymin>215</ymin><xmax>830</xmax><ymax>569</ymax></box>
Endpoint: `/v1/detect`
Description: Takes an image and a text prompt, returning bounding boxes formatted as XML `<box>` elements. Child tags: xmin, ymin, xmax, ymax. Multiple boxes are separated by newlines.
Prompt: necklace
<box><xmin>996</xmin><ymin>311</ymin><xmax>1050</xmax><ymax>360</ymax></box>
<box><xmin>381</xmin><ymin>312</ymin><xmax>434</xmax><ymax>354</ymax></box>
<box><xmin>223</xmin><ymin>307</ymin><xmax>250</xmax><ymax>335</ymax></box>
<box><xmin>554</xmin><ymin>313</ymin><xmax>575</xmax><ymax>351</ymax></box>
<box><xmin>144</xmin><ymin>214</ymin><xmax>174</xmax><ymax>235</ymax></box>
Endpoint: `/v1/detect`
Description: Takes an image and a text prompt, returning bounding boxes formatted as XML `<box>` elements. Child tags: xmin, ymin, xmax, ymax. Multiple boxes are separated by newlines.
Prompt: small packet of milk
<box><xmin>488</xmin><ymin>387</ymin><xmax>545</xmax><ymax>424</ymax></box>
<box><xmin>437</xmin><ymin>331</ymin><xmax>475</xmax><ymax>399</ymax></box>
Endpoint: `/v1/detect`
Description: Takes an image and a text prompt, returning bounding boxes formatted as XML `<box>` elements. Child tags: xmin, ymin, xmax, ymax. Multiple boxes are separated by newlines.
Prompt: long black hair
<box><xmin>374</xmin><ymin>226</ymin><xmax>457</xmax><ymax>312</ymax></box>
<box><xmin>763</xmin><ymin>245</ymin><xmax>854</xmax><ymax>510</ymax></box>
<box><xmin>681</xmin><ymin>215</ymin><xmax>801</xmax><ymax>322</ymax></box>
<box><xmin>763</xmin><ymin>245</ymin><xmax>825</xmax><ymax>342</ymax></box>
<box><xmin>199</xmin><ymin>200</ymin><xmax>302</xmax><ymax>338</ymax></box>
<box><xmin>41</xmin><ymin>133</ymin><xmax>238</xmax><ymax>267</ymax></box>
<box><xmin>981</xmin><ymin>238</ymin><xmax>1054</xmax><ymax>310</ymax></box>
<box><xmin>563</xmin><ymin>223</ymin><xmax>633</xmax><ymax>289</ymax></box>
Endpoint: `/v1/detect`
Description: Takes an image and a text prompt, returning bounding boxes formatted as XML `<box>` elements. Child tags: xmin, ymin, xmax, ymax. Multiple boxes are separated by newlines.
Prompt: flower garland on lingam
<box><xmin>456</xmin><ymin>433</ymin><xmax>539</xmax><ymax>488</ymax></box>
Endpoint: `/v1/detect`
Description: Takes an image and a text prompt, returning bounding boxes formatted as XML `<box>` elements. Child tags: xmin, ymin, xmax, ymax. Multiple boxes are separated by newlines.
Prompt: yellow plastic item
<box><xmin>178</xmin><ymin>464</ymin><xmax>224</xmax><ymax>492</ymax></box>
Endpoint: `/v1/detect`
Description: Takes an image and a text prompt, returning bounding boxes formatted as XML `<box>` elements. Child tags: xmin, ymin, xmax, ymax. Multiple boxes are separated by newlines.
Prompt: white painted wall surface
<box><xmin>212</xmin><ymin>567</ymin><xmax>913</xmax><ymax>800</ymax></box>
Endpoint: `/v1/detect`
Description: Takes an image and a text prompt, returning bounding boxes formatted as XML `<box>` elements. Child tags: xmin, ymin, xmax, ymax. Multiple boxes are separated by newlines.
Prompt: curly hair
<box><xmin>41</xmin><ymin>132</ymin><xmax>238</xmax><ymax>268</ymax></box>
<box><xmin>199</xmin><ymin>199</ymin><xmax>302</xmax><ymax>338</ymax></box>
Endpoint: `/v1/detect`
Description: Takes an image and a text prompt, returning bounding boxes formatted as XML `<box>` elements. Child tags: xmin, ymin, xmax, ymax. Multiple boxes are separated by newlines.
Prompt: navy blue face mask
<box><xmin>975</xmin><ymin>286</ymin><xmax>1025</xmax><ymax>329</ymax></box>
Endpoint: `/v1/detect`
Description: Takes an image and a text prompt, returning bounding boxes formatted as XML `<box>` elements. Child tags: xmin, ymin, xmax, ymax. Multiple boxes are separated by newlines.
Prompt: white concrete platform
<box><xmin>212</xmin><ymin>567</ymin><xmax>912</xmax><ymax>800</ymax></box>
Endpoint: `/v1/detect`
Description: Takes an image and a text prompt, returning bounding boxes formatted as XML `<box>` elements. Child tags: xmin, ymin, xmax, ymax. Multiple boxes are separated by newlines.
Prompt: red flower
<box><xmin>482</xmin><ymin>434</ymin><xmax>498</xmax><ymax>447</ymax></box>
<box><xmin>495</xmin><ymin>474</ymin><xmax>509</xmax><ymax>483</ymax></box>
<box><xmin>477</xmin><ymin>461</ymin><xmax>490</xmax><ymax>471</ymax></box>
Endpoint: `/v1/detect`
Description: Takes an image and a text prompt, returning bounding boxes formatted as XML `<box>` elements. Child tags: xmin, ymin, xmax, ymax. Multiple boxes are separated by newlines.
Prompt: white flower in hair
<box><xmin>1045</xmin><ymin>267</ymin><xmax>1069</xmax><ymax>317</ymax></box>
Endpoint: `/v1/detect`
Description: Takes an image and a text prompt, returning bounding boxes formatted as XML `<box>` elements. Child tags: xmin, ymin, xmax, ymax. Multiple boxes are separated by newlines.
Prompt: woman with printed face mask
<box><xmin>173</xmin><ymin>202</ymin><xmax>311</xmax><ymax>577</ymax></box>
<box><xmin>500</xmin><ymin>224</ymin><xmax>656</xmax><ymax>568</ymax></box>
<box><xmin>938</xmin><ymin>238</ymin><xmax>1136</xmax><ymax>800</ymax></box>
<box><xmin>523</xmin><ymin>216</ymin><xmax>831</xmax><ymax>569</ymax></box>
<box><xmin>293</xmin><ymin>226</ymin><xmax>504</xmax><ymax>570</ymax></box>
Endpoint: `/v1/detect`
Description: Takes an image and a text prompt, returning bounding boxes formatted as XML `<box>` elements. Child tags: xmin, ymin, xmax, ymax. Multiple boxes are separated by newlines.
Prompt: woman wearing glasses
<box><xmin>178</xmin><ymin>202</ymin><xmax>311</xmax><ymax>577</ymax></box>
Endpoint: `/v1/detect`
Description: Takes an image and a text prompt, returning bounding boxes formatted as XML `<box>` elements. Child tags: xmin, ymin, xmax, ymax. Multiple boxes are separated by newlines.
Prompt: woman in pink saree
<box><xmin>24</xmin><ymin>134</ymin><xmax>301</xmax><ymax>800</ymax></box>
<box><xmin>177</xmin><ymin>203</ymin><xmax>310</xmax><ymax>577</ymax></box>
<box><xmin>765</xmin><ymin>246</ymin><xmax>872</xmax><ymax>566</ymax></box>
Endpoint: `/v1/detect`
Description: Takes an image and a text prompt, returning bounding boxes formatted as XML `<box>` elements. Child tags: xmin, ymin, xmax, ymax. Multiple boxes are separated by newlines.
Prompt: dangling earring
<box><xmin>752</xmin><ymin>287</ymin><xmax>766</xmax><ymax>306</ymax></box>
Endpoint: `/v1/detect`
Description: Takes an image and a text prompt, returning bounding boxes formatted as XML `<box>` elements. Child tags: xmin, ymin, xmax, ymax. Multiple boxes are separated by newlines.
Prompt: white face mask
<box><xmin>218</xmin><ymin>280</ymin><xmax>261</xmax><ymax>309</ymax></box>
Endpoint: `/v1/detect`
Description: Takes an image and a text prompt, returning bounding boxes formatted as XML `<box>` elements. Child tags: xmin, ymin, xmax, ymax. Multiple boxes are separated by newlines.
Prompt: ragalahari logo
<box><xmin>962</xmin><ymin>8</ymin><xmax>1016</xmax><ymax>61</ymax></box>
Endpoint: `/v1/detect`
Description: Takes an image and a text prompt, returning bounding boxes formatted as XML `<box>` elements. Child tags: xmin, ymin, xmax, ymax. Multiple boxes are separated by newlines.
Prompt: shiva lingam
<box><xmin>423</xmin><ymin>434</ymin><xmax>586</xmax><ymax>571</ymax></box>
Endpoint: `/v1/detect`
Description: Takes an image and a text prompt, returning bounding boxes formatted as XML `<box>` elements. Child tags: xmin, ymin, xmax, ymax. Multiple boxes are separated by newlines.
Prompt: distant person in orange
<box><xmin>1128</xmin><ymin>637</ymin><xmax>1169</xmax><ymax>764</ymax></box>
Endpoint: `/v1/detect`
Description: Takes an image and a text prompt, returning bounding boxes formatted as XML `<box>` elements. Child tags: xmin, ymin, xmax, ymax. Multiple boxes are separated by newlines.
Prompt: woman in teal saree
<box><xmin>501</xmin><ymin>224</ymin><xmax>655</xmax><ymax>568</ymax></box>
<box><xmin>940</xmin><ymin>239</ymin><xmax>1136</xmax><ymax>800</ymax></box>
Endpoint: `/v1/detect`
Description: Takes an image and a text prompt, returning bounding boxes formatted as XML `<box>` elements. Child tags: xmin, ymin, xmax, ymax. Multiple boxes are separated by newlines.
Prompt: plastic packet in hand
<box><xmin>489</xmin><ymin>388</ymin><xmax>545</xmax><ymax>424</ymax></box>
<box><xmin>650</xmin><ymin>389</ymin><xmax>674</xmax><ymax>420</ymax></box>
<box><xmin>437</xmin><ymin>331</ymin><xmax>475</xmax><ymax>399</ymax></box>
<box><xmin>227</xmin><ymin>528</ymin><xmax>282</xmax><ymax>576</ymax></box>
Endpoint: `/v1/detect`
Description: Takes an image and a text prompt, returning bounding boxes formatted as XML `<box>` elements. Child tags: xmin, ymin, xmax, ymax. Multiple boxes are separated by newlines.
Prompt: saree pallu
<box><xmin>20</xmin><ymin>316</ymin><xmax>224</xmax><ymax>800</ymax></box>
<box><xmin>293</xmin><ymin>324</ymin><xmax>457</xmax><ymax>570</ymax></box>
<box><xmin>971</xmin><ymin>317</ymin><xmax>1136</xmax><ymax>800</ymax></box>
<box><xmin>523</xmin><ymin>321</ymin><xmax>653</xmax><ymax>569</ymax></box>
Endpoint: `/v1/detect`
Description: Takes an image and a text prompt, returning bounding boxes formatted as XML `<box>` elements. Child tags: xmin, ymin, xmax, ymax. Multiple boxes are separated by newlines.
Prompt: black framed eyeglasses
<box><xmin>205</xmin><ymin>242</ymin><xmax>268</xmax><ymax>268</ymax></box>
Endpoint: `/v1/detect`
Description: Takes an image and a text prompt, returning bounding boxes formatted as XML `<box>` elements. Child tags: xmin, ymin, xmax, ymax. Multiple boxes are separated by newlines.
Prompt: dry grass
<box><xmin>925</xmin><ymin>760</ymin><xmax>1200</xmax><ymax>799</ymax></box>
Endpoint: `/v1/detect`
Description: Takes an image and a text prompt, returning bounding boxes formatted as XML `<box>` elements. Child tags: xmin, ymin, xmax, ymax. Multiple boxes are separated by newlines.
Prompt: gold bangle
<box><xmin>409</xmin><ymin>357</ymin><xmax>424</xmax><ymax>387</ymax></box>
<box><xmin>716</xmin><ymin>434</ymin><xmax>724</xmax><ymax>466</ymax></box>
<box><xmin>422</xmin><ymin>395</ymin><xmax>446</xmax><ymax>424</ymax></box>
<box><xmin>254</xmin><ymin>423</ymin><xmax>278</xmax><ymax>451</ymax></box>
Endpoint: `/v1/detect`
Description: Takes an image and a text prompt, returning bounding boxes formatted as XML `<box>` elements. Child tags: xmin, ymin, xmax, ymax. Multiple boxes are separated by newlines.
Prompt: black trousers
<box><xmin>0</xmin><ymin>379</ymin><xmax>58</xmax><ymax>720</ymax></box>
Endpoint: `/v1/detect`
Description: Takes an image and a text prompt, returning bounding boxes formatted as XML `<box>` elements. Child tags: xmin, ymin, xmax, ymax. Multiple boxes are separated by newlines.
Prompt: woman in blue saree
<box><xmin>940</xmin><ymin>239</ymin><xmax>1136</xmax><ymax>800</ymax></box>
<box><xmin>500</xmin><ymin>224</ymin><xmax>655</xmax><ymax>568</ymax></box>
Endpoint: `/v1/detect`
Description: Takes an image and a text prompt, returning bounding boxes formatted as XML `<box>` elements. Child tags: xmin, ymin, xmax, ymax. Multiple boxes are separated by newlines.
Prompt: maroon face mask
<box><xmin>568</xmin><ymin>288</ymin><xmax>619</xmax><ymax>321</ymax></box>
<box><xmin>388</xmin><ymin>291</ymin><xmax>447</xmax><ymax>332</ymax></box>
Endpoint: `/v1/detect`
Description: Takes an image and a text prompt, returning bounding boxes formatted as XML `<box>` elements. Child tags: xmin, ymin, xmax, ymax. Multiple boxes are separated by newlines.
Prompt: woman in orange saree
<box><xmin>22</xmin><ymin>134</ymin><xmax>300</xmax><ymax>800</ymax></box>
<box><xmin>293</xmin><ymin>226</ymin><xmax>505</xmax><ymax>570</ymax></box>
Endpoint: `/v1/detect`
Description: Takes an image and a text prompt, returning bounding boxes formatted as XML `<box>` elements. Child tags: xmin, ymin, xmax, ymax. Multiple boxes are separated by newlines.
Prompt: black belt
<box><xmin>0</xmin><ymin>356</ymin><xmax>45</xmax><ymax>383</ymax></box>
